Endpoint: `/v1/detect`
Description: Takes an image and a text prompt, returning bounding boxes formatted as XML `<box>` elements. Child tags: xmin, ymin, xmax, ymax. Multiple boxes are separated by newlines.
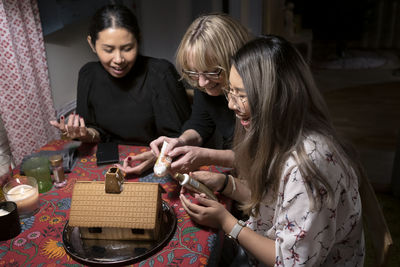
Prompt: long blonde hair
<box><xmin>176</xmin><ymin>13</ymin><xmax>252</xmax><ymax>89</ymax></box>
<box><xmin>232</xmin><ymin>36</ymin><xmax>365</xmax><ymax>216</ymax></box>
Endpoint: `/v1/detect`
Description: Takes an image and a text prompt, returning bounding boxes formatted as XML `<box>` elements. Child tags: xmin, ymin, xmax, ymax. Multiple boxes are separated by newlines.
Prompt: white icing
<box><xmin>153</xmin><ymin>141</ymin><xmax>172</xmax><ymax>177</ymax></box>
<box><xmin>154</xmin><ymin>165</ymin><xmax>167</xmax><ymax>176</ymax></box>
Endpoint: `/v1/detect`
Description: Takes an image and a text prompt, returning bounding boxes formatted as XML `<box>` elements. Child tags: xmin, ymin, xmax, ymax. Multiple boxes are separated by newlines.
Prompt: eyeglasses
<box><xmin>182</xmin><ymin>68</ymin><xmax>223</xmax><ymax>81</ymax></box>
<box><xmin>223</xmin><ymin>87</ymin><xmax>247</xmax><ymax>112</ymax></box>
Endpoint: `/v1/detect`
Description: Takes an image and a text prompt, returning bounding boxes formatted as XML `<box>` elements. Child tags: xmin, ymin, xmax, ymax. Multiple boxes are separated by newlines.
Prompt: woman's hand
<box><xmin>180</xmin><ymin>193</ymin><xmax>234</xmax><ymax>229</ymax></box>
<box><xmin>115</xmin><ymin>150</ymin><xmax>156</xmax><ymax>175</ymax></box>
<box><xmin>50</xmin><ymin>113</ymin><xmax>93</xmax><ymax>141</ymax></box>
<box><xmin>184</xmin><ymin>171</ymin><xmax>226</xmax><ymax>193</ymax></box>
<box><xmin>50</xmin><ymin>115</ymin><xmax>68</xmax><ymax>136</ymax></box>
<box><xmin>151</xmin><ymin>137</ymin><xmax>207</xmax><ymax>173</ymax></box>
<box><xmin>168</xmin><ymin>146</ymin><xmax>210</xmax><ymax>173</ymax></box>
<box><xmin>150</xmin><ymin>136</ymin><xmax>185</xmax><ymax>157</ymax></box>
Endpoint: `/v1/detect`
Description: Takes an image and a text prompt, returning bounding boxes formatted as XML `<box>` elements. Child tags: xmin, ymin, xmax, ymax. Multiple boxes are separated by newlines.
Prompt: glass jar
<box><xmin>49</xmin><ymin>155</ymin><xmax>67</xmax><ymax>188</ymax></box>
<box><xmin>22</xmin><ymin>156</ymin><xmax>53</xmax><ymax>193</ymax></box>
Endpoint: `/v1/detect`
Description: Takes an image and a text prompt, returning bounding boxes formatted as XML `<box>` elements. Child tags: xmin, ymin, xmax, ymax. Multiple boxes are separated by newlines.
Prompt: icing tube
<box><xmin>174</xmin><ymin>173</ymin><xmax>218</xmax><ymax>201</ymax></box>
<box><xmin>153</xmin><ymin>141</ymin><xmax>172</xmax><ymax>177</ymax></box>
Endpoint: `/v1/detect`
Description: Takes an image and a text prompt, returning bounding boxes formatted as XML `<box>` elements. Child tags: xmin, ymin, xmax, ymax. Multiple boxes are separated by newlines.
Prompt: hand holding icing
<box><xmin>153</xmin><ymin>141</ymin><xmax>172</xmax><ymax>177</ymax></box>
<box><xmin>174</xmin><ymin>173</ymin><xmax>218</xmax><ymax>201</ymax></box>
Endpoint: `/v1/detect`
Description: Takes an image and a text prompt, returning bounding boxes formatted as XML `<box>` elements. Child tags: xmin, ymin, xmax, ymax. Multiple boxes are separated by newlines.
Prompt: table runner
<box><xmin>0</xmin><ymin>140</ymin><xmax>229</xmax><ymax>266</ymax></box>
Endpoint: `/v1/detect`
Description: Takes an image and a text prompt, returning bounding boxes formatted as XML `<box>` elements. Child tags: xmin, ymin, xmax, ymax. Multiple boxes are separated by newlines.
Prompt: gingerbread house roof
<box><xmin>69</xmin><ymin>181</ymin><xmax>164</xmax><ymax>229</ymax></box>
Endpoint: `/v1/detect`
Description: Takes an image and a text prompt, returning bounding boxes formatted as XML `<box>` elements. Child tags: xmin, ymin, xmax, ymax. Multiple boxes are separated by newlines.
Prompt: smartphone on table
<box><xmin>96</xmin><ymin>142</ymin><xmax>119</xmax><ymax>165</ymax></box>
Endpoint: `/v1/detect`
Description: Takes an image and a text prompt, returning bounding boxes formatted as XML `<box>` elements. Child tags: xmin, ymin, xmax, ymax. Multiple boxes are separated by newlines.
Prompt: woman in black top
<box><xmin>182</xmin><ymin>89</ymin><xmax>234</xmax><ymax>149</ymax></box>
<box><xmin>50</xmin><ymin>5</ymin><xmax>190</xmax><ymax>171</ymax></box>
<box><xmin>76</xmin><ymin>55</ymin><xmax>189</xmax><ymax>145</ymax></box>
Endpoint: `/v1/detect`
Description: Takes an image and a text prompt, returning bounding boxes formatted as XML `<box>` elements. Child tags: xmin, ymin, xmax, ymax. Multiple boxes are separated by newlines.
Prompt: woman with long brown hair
<box><xmin>180</xmin><ymin>35</ymin><xmax>365</xmax><ymax>266</ymax></box>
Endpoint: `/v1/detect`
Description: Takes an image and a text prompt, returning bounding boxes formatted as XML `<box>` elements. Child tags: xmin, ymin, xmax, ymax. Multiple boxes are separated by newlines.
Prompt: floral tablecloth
<box><xmin>0</xmin><ymin>140</ymin><xmax>229</xmax><ymax>266</ymax></box>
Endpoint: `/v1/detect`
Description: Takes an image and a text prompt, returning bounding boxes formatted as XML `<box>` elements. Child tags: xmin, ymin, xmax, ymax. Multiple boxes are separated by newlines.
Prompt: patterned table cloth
<box><xmin>0</xmin><ymin>140</ymin><xmax>229</xmax><ymax>266</ymax></box>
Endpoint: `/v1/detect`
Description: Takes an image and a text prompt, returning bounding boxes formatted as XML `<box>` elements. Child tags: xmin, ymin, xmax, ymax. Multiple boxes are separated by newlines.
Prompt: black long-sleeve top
<box><xmin>76</xmin><ymin>55</ymin><xmax>191</xmax><ymax>145</ymax></box>
<box><xmin>182</xmin><ymin>89</ymin><xmax>235</xmax><ymax>149</ymax></box>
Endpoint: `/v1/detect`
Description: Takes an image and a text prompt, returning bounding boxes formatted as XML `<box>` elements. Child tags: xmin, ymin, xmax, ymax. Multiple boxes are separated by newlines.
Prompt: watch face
<box><xmin>226</xmin><ymin>233</ymin><xmax>241</xmax><ymax>244</ymax></box>
<box><xmin>226</xmin><ymin>234</ymin><xmax>236</xmax><ymax>240</ymax></box>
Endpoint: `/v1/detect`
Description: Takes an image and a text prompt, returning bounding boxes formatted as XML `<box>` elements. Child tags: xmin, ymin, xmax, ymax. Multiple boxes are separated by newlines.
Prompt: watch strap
<box><xmin>228</xmin><ymin>220</ymin><xmax>246</xmax><ymax>240</ymax></box>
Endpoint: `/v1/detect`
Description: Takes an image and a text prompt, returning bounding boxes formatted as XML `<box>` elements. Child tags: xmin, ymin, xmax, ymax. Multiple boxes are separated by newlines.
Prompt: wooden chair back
<box><xmin>360</xmin><ymin>175</ymin><xmax>393</xmax><ymax>266</ymax></box>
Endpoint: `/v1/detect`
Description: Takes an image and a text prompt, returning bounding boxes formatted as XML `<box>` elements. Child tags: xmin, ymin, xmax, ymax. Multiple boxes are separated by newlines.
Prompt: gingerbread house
<box><xmin>69</xmin><ymin>168</ymin><xmax>165</xmax><ymax>241</ymax></box>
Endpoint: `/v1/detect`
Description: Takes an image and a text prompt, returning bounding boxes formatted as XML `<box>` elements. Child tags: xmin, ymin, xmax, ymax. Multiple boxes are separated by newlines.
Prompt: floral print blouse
<box><xmin>247</xmin><ymin>135</ymin><xmax>365</xmax><ymax>266</ymax></box>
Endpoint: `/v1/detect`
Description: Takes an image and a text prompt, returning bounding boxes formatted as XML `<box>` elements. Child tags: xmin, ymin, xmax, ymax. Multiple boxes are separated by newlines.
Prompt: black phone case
<box><xmin>96</xmin><ymin>142</ymin><xmax>119</xmax><ymax>165</ymax></box>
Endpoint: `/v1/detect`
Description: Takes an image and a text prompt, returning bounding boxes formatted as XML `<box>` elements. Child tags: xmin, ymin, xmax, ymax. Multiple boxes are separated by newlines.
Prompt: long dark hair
<box><xmin>88</xmin><ymin>4</ymin><xmax>141</xmax><ymax>46</ymax></box>
<box><xmin>232</xmin><ymin>35</ymin><xmax>365</xmax><ymax>215</ymax></box>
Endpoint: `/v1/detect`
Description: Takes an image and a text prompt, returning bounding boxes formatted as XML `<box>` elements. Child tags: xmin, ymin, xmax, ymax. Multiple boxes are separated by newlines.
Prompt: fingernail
<box><xmin>127</xmin><ymin>156</ymin><xmax>132</xmax><ymax>161</ymax></box>
<box><xmin>60</xmin><ymin>115</ymin><xmax>64</xmax><ymax>120</ymax></box>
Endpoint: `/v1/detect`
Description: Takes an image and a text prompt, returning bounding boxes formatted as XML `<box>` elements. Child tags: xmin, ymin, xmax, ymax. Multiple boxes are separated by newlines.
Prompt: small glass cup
<box><xmin>3</xmin><ymin>176</ymin><xmax>40</xmax><ymax>218</ymax></box>
<box><xmin>0</xmin><ymin>154</ymin><xmax>12</xmax><ymax>201</ymax></box>
<box><xmin>22</xmin><ymin>156</ymin><xmax>52</xmax><ymax>193</ymax></box>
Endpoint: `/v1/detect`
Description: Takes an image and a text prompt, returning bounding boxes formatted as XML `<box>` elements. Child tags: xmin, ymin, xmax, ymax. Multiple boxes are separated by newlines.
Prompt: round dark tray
<box><xmin>63</xmin><ymin>201</ymin><xmax>176</xmax><ymax>266</ymax></box>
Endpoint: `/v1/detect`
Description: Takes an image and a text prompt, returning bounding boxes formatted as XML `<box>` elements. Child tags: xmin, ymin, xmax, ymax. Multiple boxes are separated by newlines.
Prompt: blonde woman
<box><xmin>148</xmin><ymin>13</ymin><xmax>252</xmax><ymax>174</ymax></box>
<box><xmin>180</xmin><ymin>36</ymin><xmax>365</xmax><ymax>266</ymax></box>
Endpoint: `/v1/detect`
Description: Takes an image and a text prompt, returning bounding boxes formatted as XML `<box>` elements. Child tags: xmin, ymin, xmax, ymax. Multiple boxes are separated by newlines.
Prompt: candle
<box><xmin>5</xmin><ymin>184</ymin><xmax>39</xmax><ymax>216</ymax></box>
<box><xmin>0</xmin><ymin>208</ymin><xmax>10</xmax><ymax>216</ymax></box>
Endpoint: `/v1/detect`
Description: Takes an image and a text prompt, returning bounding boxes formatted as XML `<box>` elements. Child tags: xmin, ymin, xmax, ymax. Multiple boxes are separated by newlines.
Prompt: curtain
<box><xmin>0</xmin><ymin>0</ymin><xmax>58</xmax><ymax>165</ymax></box>
<box><xmin>361</xmin><ymin>0</ymin><xmax>400</xmax><ymax>49</ymax></box>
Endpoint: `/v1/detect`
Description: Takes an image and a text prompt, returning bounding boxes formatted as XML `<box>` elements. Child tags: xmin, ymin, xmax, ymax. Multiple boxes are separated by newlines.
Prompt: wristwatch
<box><xmin>227</xmin><ymin>220</ymin><xmax>246</xmax><ymax>241</ymax></box>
